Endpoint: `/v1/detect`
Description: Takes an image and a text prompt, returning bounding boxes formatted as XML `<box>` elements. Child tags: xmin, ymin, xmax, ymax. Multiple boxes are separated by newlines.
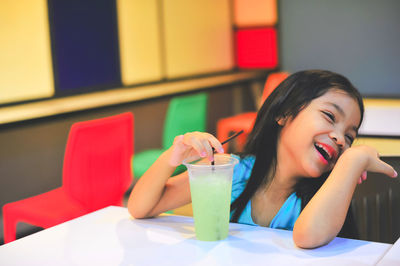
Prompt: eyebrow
<box><xmin>328</xmin><ymin>102</ymin><xmax>359</xmax><ymax>133</ymax></box>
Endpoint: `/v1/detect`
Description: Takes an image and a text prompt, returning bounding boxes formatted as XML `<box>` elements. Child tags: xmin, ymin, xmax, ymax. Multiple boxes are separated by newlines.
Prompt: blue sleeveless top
<box><xmin>230</xmin><ymin>155</ymin><xmax>301</xmax><ymax>230</ymax></box>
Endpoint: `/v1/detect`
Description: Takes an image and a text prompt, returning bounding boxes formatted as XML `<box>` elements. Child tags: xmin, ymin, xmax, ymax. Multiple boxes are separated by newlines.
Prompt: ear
<box><xmin>276</xmin><ymin>116</ymin><xmax>287</xmax><ymax>126</ymax></box>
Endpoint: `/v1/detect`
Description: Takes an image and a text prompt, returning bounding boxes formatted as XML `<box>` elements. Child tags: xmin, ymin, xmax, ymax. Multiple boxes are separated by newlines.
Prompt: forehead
<box><xmin>313</xmin><ymin>89</ymin><xmax>357</xmax><ymax>105</ymax></box>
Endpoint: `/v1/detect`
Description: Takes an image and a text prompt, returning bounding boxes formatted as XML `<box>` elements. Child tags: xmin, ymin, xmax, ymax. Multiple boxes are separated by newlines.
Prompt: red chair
<box><xmin>2</xmin><ymin>112</ymin><xmax>133</xmax><ymax>243</ymax></box>
<box><xmin>217</xmin><ymin>72</ymin><xmax>289</xmax><ymax>151</ymax></box>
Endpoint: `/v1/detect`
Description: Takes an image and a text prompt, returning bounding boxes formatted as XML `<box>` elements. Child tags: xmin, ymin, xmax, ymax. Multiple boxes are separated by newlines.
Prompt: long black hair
<box><xmin>230</xmin><ymin>70</ymin><xmax>364</xmax><ymax>239</ymax></box>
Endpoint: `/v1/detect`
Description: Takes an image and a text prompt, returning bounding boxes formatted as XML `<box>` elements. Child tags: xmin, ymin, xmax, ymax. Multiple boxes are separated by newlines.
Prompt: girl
<box><xmin>128</xmin><ymin>70</ymin><xmax>397</xmax><ymax>248</ymax></box>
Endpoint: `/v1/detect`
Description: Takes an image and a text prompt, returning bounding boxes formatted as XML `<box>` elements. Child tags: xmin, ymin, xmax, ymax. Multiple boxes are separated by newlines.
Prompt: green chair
<box><xmin>133</xmin><ymin>92</ymin><xmax>208</xmax><ymax>179</ymax></box>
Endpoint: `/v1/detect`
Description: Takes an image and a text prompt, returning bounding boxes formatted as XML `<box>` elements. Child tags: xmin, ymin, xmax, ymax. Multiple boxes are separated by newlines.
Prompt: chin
<box><xmin>304</xmin><ymin>166</ymin><xmax>325</xmax><ymax>178</ymax></box>
<box><xmin>307</xmin><ymin>161</ymin><xmax>334</xmax><ymax>178</ymax></box>
<box><xmin>308</xmin><ymin>172</ymin><xmax>322</xmax><ymax>178</ymax></box>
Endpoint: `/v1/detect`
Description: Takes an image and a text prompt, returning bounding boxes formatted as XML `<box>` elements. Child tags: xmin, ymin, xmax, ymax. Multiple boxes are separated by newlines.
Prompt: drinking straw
<box><xmin>211</xmin><ymin>130</ymin><xmax>244</xmax><ymax>166</ymax></box>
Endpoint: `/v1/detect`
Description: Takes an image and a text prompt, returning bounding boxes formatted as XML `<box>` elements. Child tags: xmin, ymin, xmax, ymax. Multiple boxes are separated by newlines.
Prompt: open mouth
<box><xmin>314</xmin><ymin>143</ymin><xmax>334</xmax><ymax>164</ymax></box>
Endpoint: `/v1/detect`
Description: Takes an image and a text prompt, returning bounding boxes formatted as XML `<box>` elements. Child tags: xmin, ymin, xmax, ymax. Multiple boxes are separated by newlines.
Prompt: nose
<box><xmin>329</xmin><ymin>130</ymin><xmax>345</xmax><ymax>149</ymax></box>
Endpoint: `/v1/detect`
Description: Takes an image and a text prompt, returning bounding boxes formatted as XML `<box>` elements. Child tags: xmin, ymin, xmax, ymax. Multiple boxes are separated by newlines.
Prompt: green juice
<box><xmin>189</xmin><ymin>174</ymin><xmax>232</xmax><ymax>241</ymax></box>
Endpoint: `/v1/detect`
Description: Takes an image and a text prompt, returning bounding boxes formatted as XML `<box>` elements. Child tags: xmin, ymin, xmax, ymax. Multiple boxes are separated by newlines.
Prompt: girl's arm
<box><xmin>293</xmin><ymin>145</ymin><xmax>397</xmax><ymax>248</ymax></box>
<box><xmin>127</xmin><ymin>132</ymin><xmax>223</xmax><ymax>218</ymax></box>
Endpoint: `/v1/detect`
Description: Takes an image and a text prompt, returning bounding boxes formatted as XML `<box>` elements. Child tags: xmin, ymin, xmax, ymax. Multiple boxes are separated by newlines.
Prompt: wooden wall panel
<box><xmin>0</xmin><ymin>0</ymin><xmax>54</xmax><ymax>104</ymax></box>
<box><xmin>163</xmin><ymin>0</ymin><xmax>234</xmax><ymax>79</ymax></box>
<box><xmin>117</xmin><ymin>0</ymin><xmax>163</xmax><ymax>85</ymax></box>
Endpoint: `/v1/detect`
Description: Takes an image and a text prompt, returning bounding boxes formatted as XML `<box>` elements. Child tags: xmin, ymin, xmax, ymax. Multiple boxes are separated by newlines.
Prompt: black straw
<box><xmin>211</xmin><ymin>130</ymin><xmax>244</xmax><ymax>166</ymax></box>
<box><xmin>220</xmin><ymin>130</ymin><xmax>244</xmax><ymax>146</ymax></box>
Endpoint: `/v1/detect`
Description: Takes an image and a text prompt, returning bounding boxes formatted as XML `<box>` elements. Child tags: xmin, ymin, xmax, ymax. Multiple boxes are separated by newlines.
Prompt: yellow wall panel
<box><xmin>163</xmin><ymin>0</ymin><xmax>234</xmax><ymax>79</ymax></box>
<box><xmin>354</xmin><ymin>138</ymin><xmax>400</xmax><ymax>156</ymax></box>
<box><xmin>0</xmin><ymin>0</ymin><xmax>54</xmax><ymax>104</ymax></box>
<box><xmin>363</xmin><ymin>98</ymin><xmax>400</xmax><ymax>108</ymax></box>
<box><xmin>233</xmin><ymin>0</ymin><xmax>277</xmax><ymax>27</ymax></box>
<box><xmin>117</xmin><ymin>0</ymin><xmax>163</xmax><ymax>85</ymax></box>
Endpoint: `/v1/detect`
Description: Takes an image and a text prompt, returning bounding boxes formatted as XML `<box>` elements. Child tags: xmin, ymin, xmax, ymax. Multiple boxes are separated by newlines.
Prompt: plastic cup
<box><xmin>183</xmin><ymin>154</ymin><xmax>239</xmax><ymax>241</ymax></box>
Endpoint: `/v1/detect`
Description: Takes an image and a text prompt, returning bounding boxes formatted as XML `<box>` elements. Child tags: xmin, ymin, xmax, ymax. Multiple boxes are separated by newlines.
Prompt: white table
<box><xmin>0</xmin><ymin>206</ymin><xmax>393</xmax><ymax>266</ymax></box>
<box><xmin>377</xmin><ymin>237</ymin><xmax>400</xmax><ymax>265</ymax></box>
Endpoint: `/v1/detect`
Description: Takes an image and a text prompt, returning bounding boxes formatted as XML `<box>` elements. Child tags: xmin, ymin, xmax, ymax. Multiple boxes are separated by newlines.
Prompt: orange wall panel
<box><xmin>233</xmin><ymin>0</ymin><xmax>277</xmax><ymax>27</ymax></box>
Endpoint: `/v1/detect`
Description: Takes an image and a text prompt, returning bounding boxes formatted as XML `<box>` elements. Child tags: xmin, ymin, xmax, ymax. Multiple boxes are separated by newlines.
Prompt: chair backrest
<box><xmin>261</xmin><ymin>71</ymin><xmax>290</xmax><ymax>103</ymax></box>
<box><xmin>351</xmin><ymin>156</ymin><xmax>400</xmax><ymax>244</ymax></box>
<box><xmin>163</xmin><ymin>93</ymin><xmax>208</xmax><ymax>148</ymax></box>
<box><xmin>62</xmin><ymin>112</ymin><xmax>134</xmax><ymax>212</ymax></box>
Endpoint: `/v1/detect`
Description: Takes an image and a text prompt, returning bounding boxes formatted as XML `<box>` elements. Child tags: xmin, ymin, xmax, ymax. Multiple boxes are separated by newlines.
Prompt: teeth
<box><xmin>315</xmin><ymin>143</ymin><xmax>331</xmax><ymax>160</ymax></box>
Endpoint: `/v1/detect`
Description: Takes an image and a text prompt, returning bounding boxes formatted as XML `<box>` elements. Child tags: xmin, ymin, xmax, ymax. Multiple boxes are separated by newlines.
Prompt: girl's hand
<box><xmin>341</xmin><ymin>145</ymin><xmax>397</xmax><ymax>184</ymax></box>
<box><xmin>167</xmin><ymin>132</ymin><xmax>224</xmax><ymax>167</ymax></box>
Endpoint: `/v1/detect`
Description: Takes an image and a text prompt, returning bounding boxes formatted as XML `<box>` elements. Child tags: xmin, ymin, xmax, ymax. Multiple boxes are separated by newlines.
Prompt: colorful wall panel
<box><xmin>233</xmin><ymin>0</ymin><xmax>277</xmax><ymax>27</ymax></box>
<box><xmin>162</xmin><ymin>0</ymin><xmax>234</xmax><ymax>79</ymax></box>
<box><xmin>49</xmin><ymin>0</ymin><xmax>121</xmax><ymax>92</ymax></box>
<box><xmin>117</xmin><ymin>0</ymin><xmax>163</xmax><ymax>85</ymax></box>
<box><xmin>1</xmin><ymin>0</ymin><xmax>279</xmax><ymax>107</ymax></box>
<box><xmin>236</xmin><ymin>28</ymin><xmax>278</xmax><ymax>68</ymax></box>
<box><xmin>233</xmin><ymin>0</ymin><xmax>279</xmax><ymax>69</ymax></box>
<box><xmin>0</xmin><ymin>0</ymin><xmax>54</xmax><ymax>105</ymax></box>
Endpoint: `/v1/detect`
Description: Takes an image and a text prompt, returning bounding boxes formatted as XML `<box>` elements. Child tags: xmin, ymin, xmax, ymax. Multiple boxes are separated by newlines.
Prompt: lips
<box><xmin>314</xmin><ymin>142</ymin><xmax>338</xmax><ymax>164</ymax></box>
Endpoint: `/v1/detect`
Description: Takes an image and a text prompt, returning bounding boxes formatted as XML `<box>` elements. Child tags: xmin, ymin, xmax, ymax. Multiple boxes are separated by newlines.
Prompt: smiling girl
<box><xmin>128</xmin><ymin>70</ymin><xmax>397</xmax><ymax>248</ymax></box>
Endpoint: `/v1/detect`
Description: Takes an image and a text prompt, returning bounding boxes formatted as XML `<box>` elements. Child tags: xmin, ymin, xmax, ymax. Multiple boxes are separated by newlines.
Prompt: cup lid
<box><xmin>183</xmin><ymin>154</ymin><xmax>238</xmax><ymax>169</ymax></box>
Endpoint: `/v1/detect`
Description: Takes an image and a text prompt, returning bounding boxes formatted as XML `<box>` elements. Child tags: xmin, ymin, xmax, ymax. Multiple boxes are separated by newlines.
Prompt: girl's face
<box><xmin>277</xmin><ymin>89</ymin><xmax>362</xmax><ymax>178</ymax></box>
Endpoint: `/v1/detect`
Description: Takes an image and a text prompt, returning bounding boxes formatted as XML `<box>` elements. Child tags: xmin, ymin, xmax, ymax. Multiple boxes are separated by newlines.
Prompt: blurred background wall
<box><xmin>280</xmin><ymin>0</ymin><xmax>400</xmax><ymax>97</ymax></box>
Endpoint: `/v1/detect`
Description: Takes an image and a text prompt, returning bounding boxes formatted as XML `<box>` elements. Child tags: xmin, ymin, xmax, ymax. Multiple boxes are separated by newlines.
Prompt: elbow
<box><xmin>293</xmin><ymin>228</ymin><xmax>318</xmax><ymax>249</ymax></box>
<box><xmin>127</xmin><ymin>201</ymin><xmax>149</xmax><ymax>219</ymax></box>
<box><xmin>128</xmin><ymin>209</ymin><xmax>146</xmax><ymax>219</ymax></box>
<box><xmin>293</xmin><ymin>225</ymin><xmax>332</xmax><ymax>249</ymax></box>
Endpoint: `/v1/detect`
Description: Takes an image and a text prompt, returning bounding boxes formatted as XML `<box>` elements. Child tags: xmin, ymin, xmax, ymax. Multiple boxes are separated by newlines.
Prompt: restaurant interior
<box><xmin>0</xmin><ymin>0</ymin><xmax>399</xmax><ymax>249</ymax></box>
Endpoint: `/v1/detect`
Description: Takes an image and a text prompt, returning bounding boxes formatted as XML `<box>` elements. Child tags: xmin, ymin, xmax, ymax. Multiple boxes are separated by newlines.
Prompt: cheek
<box><xmin>344</xmin><ymin>144</ymin><xmax>351</xmax><ymax>151</ymax></box>
<box><xmin>280</xmin><ymin>125</ymin><xmax>308</xmax><ymax>153</ymax></box>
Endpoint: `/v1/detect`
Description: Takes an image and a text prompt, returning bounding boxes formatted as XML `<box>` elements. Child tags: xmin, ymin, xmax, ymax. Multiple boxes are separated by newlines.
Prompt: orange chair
<box><xmin>2</xmin><ymin>112</ymin><xmax>133</xmax><ymax>243</ymax></box>
<box><xmin>217</xmin><ymin>72</ymin><xmax>289</xmax><ymax>151</ymax></box>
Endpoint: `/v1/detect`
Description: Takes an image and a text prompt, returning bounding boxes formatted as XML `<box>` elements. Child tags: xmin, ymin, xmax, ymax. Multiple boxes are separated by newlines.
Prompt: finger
<box><xmin>183</xmin><ymin>134</ymin><xmax>207</xmax><ymax>157</ymax></box>
<box><xmin>173</xmin><ymin>135</ymin><xmax>184</xmax><ymax>147</ymax></box>
<box><xmin>376</xmin><ymin>160</ymin><xmax>398</xmax><ymax>178</ymax></box>
<box><xmin>361</xmin><ymin>171</ymin><xmax>367</xmax><ymax>181</ymax></box>
<box><xmin>171</xmin><ymin>135</ymin><xmax>188</xmax><ymax>155</ymax></box>
<box><xmin>207</xmin><ymin>134</ymin><xmax>224</xmax><ymax>154</ymax></box>
<box><xmin>358</xmin><ymin>177</ymin><xmax>362</xmax><ymax>184</ymax></box>
<box><xmin>200</xmin><ymin>138</ymin><xmax>214</xmax><ymax>161</ymax></box>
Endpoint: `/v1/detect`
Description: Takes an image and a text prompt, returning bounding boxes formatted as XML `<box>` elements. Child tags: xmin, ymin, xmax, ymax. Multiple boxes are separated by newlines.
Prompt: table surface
<box><xmin>0</xmin><ymin>206</ymin><xmax>396</xmax><ymax>266</ymax></box>
<box><xmin>377</xmin><ymin>237</ymin><xmax>400</xmax><ymax>266</ymax></box>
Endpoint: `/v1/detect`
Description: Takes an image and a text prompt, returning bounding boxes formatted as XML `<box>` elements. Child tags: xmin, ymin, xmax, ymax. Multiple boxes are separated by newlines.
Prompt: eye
<box><xmin>345</xmin><ymin>135</ymin><xmax>354</xmax><ymax>145</ymax></box>
<box><xmin>322</xmin><ymin>111</ymin><xmax>335</xmax><ymax>122</ymax></box>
